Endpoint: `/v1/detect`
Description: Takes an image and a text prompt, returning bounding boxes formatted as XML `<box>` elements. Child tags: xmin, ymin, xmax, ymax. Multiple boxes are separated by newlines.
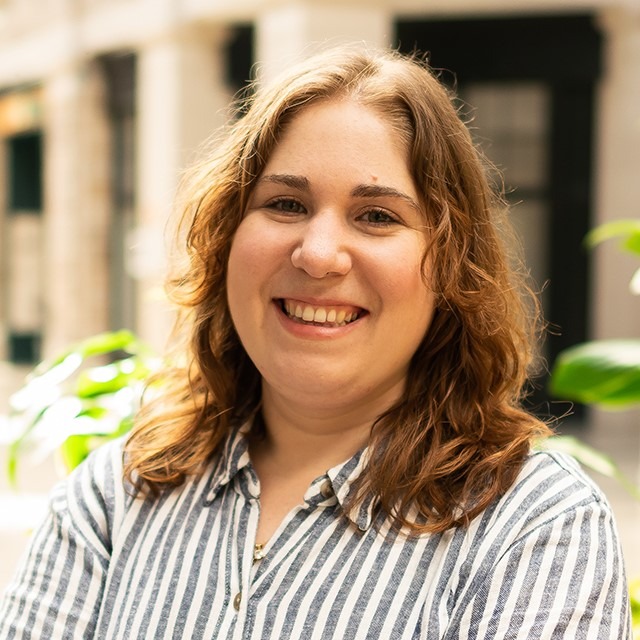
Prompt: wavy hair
<box><xmin>124</xmin><ymin>45</ymin><xmax>551</xmax><ymax>533</ymax></box>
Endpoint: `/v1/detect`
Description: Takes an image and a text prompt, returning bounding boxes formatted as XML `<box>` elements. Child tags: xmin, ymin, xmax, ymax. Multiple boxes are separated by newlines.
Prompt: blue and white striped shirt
<box><xmin>0</xmin><ymin>425</ymin><xmax>632</xmax><ymax>638</ymax></box>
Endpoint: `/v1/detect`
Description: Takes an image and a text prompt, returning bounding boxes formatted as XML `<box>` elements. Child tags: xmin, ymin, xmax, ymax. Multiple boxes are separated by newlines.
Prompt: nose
<box><xmin>290</xmin><ymin>212</ymin><xmax>352</xmax><ymax>278</ymax></box>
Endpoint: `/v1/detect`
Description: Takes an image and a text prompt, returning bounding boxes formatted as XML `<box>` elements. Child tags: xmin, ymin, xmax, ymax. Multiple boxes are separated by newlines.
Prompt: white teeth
<box><xmin>282</xmin><ymin>300</ymin><xmax>359</xmax><ymax>326</ymax></box>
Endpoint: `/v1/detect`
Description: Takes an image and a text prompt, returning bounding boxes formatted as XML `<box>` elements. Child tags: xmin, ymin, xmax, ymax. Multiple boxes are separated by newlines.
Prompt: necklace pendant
<box><xmin>253</xmin><ymin>543</ymin><xmax>265</xmax><ymax>562</ymax></box>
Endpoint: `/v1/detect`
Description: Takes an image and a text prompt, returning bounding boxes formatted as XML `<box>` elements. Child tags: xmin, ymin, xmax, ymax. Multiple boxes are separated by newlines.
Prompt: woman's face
<box><xmin>226</xmin><ymin>98</ymin><xmax>436</xmax><ymax>414</ymax></box>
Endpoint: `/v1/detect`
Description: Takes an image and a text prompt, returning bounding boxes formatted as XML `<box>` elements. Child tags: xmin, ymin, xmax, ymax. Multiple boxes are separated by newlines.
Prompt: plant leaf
<box><xmin>74</xmin><ymin>358</ymin><xmax>152</xmax><ymax>399</ymax></box>
<box><xmin>58</xmin><ymin>416</ymin><xmax>134</xmax><ymax>473</ymax></box>
<box><xmin>549</xmin><ymin>340</ymin><xmax>640</xmax><ymax>407</ymax></box>
<box><xmin>59</xmin><ymin>435</ymin><xmax>93</xmax><ymax>472</ymax></box>
<box><xmin>6</xmin><ymin>406</ymin><xmax>49</xmax><ymax>487</ymax></box>
<box><xmin>586</xmin><ymin>219</ymin><xmax>640</xmax><ymax>256</ymax></box>
<box><xmin>30</xmin><ymin>329</ymin><xmax>143</xmax><ymax>377</ymax></box>
<box><xmin>71</xmin><ymin>330</ymin><xmax>144</xmax><ymax>358</ymax></box>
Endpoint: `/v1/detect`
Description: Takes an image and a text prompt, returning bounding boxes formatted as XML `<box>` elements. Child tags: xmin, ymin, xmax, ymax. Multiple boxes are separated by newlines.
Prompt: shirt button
<box><xmin>233</xmin><ymin>591</ymin><xmax>242</xmax><ymax>611</ymax></box>
<box><xmin>320</xmin><ymin>480</ymin><xmax>333</xmax><ymax>499</ymax></box>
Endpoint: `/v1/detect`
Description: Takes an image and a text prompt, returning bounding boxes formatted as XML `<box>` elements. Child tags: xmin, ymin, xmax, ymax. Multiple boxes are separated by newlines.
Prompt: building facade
<box><xmin>0</xmin><ymin>0</ymin><xmax>639</xmax><ymax>377</ymax></box>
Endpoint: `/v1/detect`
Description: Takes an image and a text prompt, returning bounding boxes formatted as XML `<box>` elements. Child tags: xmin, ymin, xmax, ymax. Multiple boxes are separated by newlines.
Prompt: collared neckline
<box><xmin>202</xmin><ymin>420</ymin><xmax>376</xmax><ymax>530</ymax></box>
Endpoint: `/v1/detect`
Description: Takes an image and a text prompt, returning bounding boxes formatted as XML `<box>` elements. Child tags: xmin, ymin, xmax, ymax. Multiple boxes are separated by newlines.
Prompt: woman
<box><xmin>0</xmin><ymin>46</ymin><xmax>631</xmax><ymax>638</ymax></box>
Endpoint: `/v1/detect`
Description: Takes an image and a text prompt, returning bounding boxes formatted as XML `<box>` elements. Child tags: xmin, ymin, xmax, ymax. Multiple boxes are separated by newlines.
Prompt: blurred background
<box><xmin>0</xmin><ymin>0</ymin><xmax>639</xmax><ymax>591</ymax></box>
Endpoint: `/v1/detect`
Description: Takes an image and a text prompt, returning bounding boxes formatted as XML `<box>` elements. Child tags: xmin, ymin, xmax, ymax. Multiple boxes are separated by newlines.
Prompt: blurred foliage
<box><xmin>632</xmin><ymin>577</ymin><xmax>640</xmax><ymax>640</ymax></box>
<box><xmin>5</xmin><ymin>330</ymin><xmax>159</xmax><ymax>485</ymax></box>
<box><xmin>550</xmin><ymin>219</ymin><xmax>640</xmax><ymax>408</ymax></box>
<box><xmin>548</xmin><ymin>218</ymin><xmax>640</xmax><ymax>634</ymax></box>
<box><xmin>550</xmin><ymin>340</ymin><xmax>640</xmax><ymax>408</ymax></box>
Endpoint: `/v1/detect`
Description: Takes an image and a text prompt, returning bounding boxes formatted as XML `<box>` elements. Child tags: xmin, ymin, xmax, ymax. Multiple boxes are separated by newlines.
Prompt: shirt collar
<box><xmin>203</xmin><ymin>421</ymin><xmax>252</xmax><ymax>503</ymax></box>
<box><xmin>202</xmin><ymin>421</ymin><xmax>376</xmax><ymax>530</ymax></box>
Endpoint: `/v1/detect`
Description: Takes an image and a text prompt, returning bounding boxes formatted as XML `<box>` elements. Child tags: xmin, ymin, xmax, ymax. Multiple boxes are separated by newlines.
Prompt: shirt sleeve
<box><xmin>0</xmin><ymin>443</ymin><xmax>122</xmax><ymax>638</ymax></box>
<box><xmin>443</xmin><ymin>498</ymin><xmax>633</xmax><ymax>639</ymax></box>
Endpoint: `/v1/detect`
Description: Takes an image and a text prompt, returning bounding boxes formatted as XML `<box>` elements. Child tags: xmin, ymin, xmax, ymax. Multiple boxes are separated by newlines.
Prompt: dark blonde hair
<box><xmin>125</xmin><ymin>46</ymin><xmax>551</xmax><ymax>533</ymax></box>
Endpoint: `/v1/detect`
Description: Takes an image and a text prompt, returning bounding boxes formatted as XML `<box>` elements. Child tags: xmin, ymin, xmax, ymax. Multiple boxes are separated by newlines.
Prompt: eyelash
<box><xmin>264</xmin><ymin>197</ymin><xmax>400</xmax><ymax>227</ymax></box>
<box><xmin>358</xmin><ymin>208</ymin><xmax>398</xmax><ymax>226</ymax></box>
<box><xmin>266</xmin><ymin>197</ymin><xmax>306</xmax><ymax>214</ymax></box>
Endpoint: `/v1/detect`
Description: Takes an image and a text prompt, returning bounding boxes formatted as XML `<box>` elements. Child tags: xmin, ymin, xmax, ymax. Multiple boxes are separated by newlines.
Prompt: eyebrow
<box><xmin>350</xmin><ymin>184</ymin><xmax>422</xmax><ymax>212</ymax></box>
<box><xmin>260</xmin><ymin>174</ymin><xmax>310</xmax><ymax>190</ymax></box>
<box><xmin>259</xmin><ymin>174</ymin><xmax>421</xmax><ymax>212</ymax></box>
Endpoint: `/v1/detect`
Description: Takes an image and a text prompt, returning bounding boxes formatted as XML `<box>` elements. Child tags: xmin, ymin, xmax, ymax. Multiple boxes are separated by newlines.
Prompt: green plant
<box><xmin>550</xmin><ymin>219</ymin><xmax>640</xmax><ymax>408</ymax></box>
<box><xmin>548</xmin><ymin>218</ymin><xmax>640</xmax><ymax>635</ymax></box>
<box><xmin>5</xmin><ymin>330</ymin><xmax>159</xmax><ymax>485</ymax></box>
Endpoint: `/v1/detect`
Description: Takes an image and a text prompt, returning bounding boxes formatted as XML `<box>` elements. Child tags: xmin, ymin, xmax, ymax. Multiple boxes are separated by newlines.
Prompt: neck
<box><xmin>251</xmin><ymin>379</ymin><xmax>403</xmax><ymax>475</ymax></box>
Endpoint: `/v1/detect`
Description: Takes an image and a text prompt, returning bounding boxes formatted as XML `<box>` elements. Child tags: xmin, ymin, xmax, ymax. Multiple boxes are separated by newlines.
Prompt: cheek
<box><xmin>227</xmin><ymin>219</ymin><xmax>292</xmax><ymax>322</ymax></box>
<box><xmin>380</xmin><ymin>244</ymin><xmax>435</xmax><ymax>334</ymax></box>
<box><xmin>227</xmin><ymin>223</ymin><xmax>267</xmax><ymax>290</ymax></box>
<box><xmin>377</xmin><ymin>241</ymin><xmax>431</xmax><ymax>297</ymax></box>
<box><xmin>227</xmin><ymin>228</ymin><xmax>257</xmax><ymax>319</ymax></box>
<box><xmin>230</xmin><ymin>218</ymin><xmax>290</xmax><ymax>276</ymax></box>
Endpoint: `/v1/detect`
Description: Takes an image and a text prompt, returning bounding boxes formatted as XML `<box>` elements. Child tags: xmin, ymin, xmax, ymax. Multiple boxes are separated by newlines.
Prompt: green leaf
<box><xmin>629</xmin><ymin>577</ymin><xmax>640</xmax><ymax>627</ymax></box>
<box><xmin>586</xmin><ymin>219</ymin><xmax>640</xmax><ymax>256</ymax></box>
<box><xmin>59</xmin><ymin>434</ymin><xmax>93</xmax><ymax>471</ymax></box>
<box><xmin>30</xmin><ymin>330</ymin><xmax>144</xmax><ymax>377</ymax></box>
<box><xmin>5</xmin><ymin>330</ymin><xmax>159</xmax><ymax>486</ymax></box>
<box><xmin>72</xmin><ymin>330</ymin><xmax>144</xmax><ymax>358</ymax></box>
<box><xmin>549</xmin><ymin>340</ymin><xmax>640</xmax><ymax>407</ymax></box>
<box><xmin>74</xmin><ymin>358</ymin><xmax>151</xmax><ymax>399</ymax></box>
<box><xmin>624</xmin><ymin>232</ymin><xmax>640</xmax><ymax>256</ymax></box>
<box><xmin>77</xmin><ymin>406</ymin><xmax>109</xmax><ymax>420</ymax></box>
<box><xmin>58</xmin><ymin>416</ymin><xmax>133</xmax><ymax>473</ymax></box>
<box><xmin>6</xmin><ymin>406</ymin><xmax>49</xmax><ymax>487</ymax></box>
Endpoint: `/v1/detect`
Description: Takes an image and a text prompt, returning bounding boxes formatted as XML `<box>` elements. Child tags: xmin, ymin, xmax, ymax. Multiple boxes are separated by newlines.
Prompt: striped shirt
<box><xmin>0</xmin><ymin>424</ymin><xmax>632</xmax><ymax>639</ymax></box>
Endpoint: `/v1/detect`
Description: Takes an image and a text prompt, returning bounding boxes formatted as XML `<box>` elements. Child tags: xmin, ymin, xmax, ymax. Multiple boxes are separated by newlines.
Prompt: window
<box><xmin>5</xmin><ymin>131</ymin><xmax>44</xmax><ymax>364</ymax></box>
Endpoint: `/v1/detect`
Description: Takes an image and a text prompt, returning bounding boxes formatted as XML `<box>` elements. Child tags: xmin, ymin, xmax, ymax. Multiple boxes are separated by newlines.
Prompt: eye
<box><xmin>358</xmin><ymin>208</ymin><xmax>399</xmax><ymax>226</ymax></box>
<box><xmin>266</xmin><ymin>197</ymin><xmax>307</xmax><ymax>215</ymax></box>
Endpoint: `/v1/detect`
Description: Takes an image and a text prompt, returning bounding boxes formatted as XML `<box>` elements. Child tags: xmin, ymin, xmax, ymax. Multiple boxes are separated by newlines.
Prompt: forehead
<box><xmin>262</xmin><ymin>99</ymin><xmax>416</xmax><ymax>193</ymax></box>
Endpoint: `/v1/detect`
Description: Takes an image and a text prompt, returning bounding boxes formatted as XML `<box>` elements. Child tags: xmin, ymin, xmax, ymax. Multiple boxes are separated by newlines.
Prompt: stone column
<box><xmin>0</xmin><ymin>138</ymin><xmax>7</xmax><ymax>364</ymax></box>
<box><xmin>594</xmin><ymin>6</ymin><xmax>640</xmax><ymax>342</ymax></box>
<box><xmin>42</xmin><ymin>60</ymin><xmax>111</xmax><ymax>356</ymax></box>
<box><xmin>592</xmin><ymin>6</ymin><xmax>640</xmax><ymax>433</ymax></box>
<box><xmin>135</xmin><ymin>25</ymin><xmax>233</xmax><ymax>352</ymax></box>
<box><xmin>592</xmin><ymin>5</ymin><xmax>640</xmax><ymax>576</ymax></box>
<box><xmin>255</xmin><ymin>1</ymin><xmax>391</xmax><ymax>85</ymax></box>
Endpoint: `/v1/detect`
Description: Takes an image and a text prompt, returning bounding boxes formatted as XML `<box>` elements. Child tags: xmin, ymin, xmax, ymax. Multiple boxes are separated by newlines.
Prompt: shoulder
<box><xmin>445</xmin><ymin>451</ymin><xmax>632</xmax><ymax>638</ymax></box>
<box><xmin>500</xmin><ymin>449</ymin><xmax>611</xmax><ymax>530</ymax></box>
<box><xmin>49</xmin><ymin>437</ymin><xmax>131</xmax><ymax>558</ymax></box>
<box><xmin>463</xmin><ymin>449</ymin><xmax>619</xmax><ymax>558</ymax></box>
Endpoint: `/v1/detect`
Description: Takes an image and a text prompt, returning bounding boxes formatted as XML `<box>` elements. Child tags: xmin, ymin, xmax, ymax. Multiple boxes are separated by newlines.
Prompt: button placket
<box><xmin>231</xmin><ymin>489</ymin><xmax>261</xmax><ymax>630</ymax></box>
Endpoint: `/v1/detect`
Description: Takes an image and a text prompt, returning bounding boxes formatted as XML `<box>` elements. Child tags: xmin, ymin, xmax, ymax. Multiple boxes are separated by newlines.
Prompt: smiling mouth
<box><xmin>278</xmin><ymin>299</ymin><xmax>364</xmax><ymax>327</ymax></box>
